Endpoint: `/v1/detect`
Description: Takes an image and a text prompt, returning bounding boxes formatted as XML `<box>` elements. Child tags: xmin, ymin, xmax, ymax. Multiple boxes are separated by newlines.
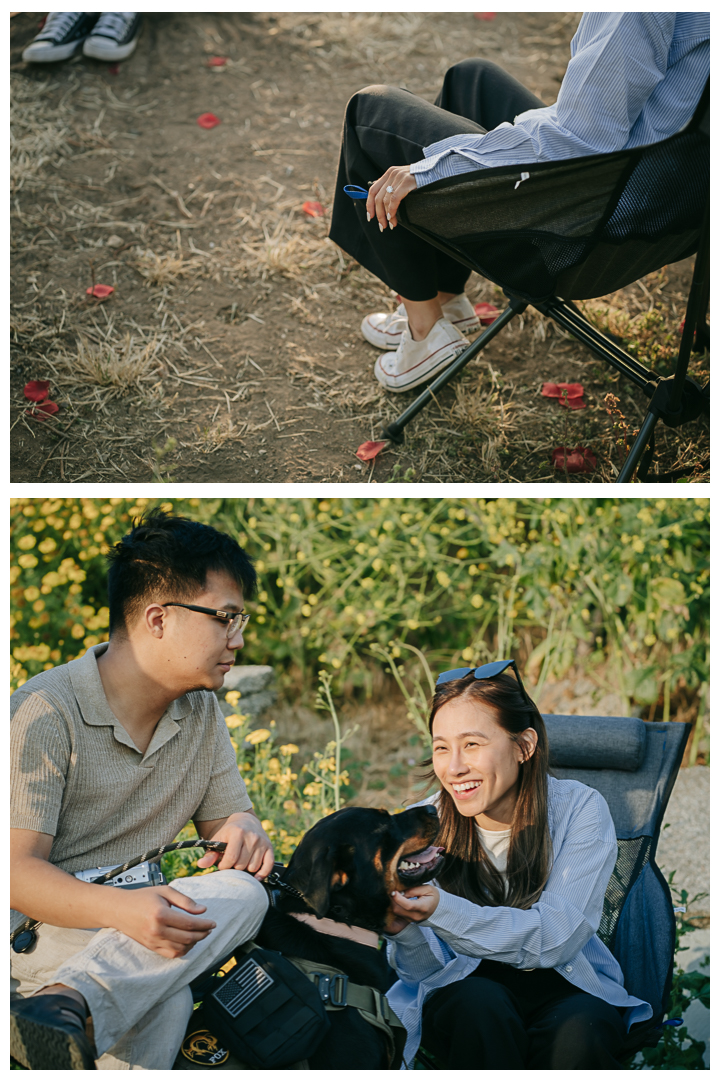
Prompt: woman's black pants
<box><xmin>421</xmin><ymin>959</ymin><xmax>627</xmax><ymax>1069</ymax></box>
<box><xmin>329</xmin><ymin>59</ymin><xmax>545</xmax><ymax>301</ymax></box>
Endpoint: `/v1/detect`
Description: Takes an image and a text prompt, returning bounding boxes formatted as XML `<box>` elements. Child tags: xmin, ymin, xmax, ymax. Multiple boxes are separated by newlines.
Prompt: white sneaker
<box><xmin>374</xmin><ymin>317</ymin><xmax>467</xmax><ymax>393</ymax></box>
<box><xmin>362</xmin><ymin>294</ymin><xmax>479</xmax><ymax>350</ymax></box>
<box><xmin>83</xmin><ymin>12</ymin><xmax>141</xmax><ymax>61</ymax></box>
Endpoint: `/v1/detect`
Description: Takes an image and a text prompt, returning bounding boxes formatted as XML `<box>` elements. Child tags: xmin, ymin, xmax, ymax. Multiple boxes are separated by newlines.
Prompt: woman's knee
<box><xmin>347</xmin><ymin>83</ymin><xmax>410</xmax><ymax>124</ymax></box>
<box><xmin>539</xmin><ymin>998</ymin><xmax>625</xmax><ymax>1068</ymax></box>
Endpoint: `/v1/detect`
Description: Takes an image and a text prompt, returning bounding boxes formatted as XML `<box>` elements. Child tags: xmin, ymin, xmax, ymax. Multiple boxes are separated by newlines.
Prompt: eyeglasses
<box><xmin>435</xmin><ymin>658</ymin><xmax>530</xmax><ymax>705</ymax></box>
<box><xmin>162</xmin><ymin>603</ymin><xmax>250</xmax><ymax>640</ymax></box>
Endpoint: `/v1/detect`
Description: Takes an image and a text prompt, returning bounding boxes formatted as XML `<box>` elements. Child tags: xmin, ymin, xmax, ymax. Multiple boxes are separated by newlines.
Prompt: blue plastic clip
<box><xmin>343</xmin><ymin>185</ymin><xmax>369</xmax><ymax>200</ymax></box>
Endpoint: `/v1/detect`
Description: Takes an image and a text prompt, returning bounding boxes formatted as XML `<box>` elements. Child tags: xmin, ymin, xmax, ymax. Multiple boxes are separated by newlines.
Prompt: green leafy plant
<box><xmin>632</xmin><ymin>873</ymin><xmax>709</xmax><ymax>1069</ymax></box>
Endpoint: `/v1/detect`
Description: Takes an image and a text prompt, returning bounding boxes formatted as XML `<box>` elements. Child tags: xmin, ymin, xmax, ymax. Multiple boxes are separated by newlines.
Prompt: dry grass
<box><xmin>133</xmin><ymin>247</ymin><xmax>199</xmax><ymax>288</ymax></box>
<box><xmin>45</xmin><ymin>332</ymin><xmax>165</xmax><ymax>403</ymax></box>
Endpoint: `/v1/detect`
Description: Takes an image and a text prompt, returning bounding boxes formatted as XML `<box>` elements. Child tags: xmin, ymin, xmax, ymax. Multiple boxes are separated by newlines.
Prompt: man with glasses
<box><xmin>11</xmin><ymin>509</ymin><xmax>273</xmax><ymax>1070</ymax></box>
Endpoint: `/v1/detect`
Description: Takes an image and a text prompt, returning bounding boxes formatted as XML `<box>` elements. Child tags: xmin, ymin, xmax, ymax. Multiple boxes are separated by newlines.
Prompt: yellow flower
<box><xmin>331</xmin><ymin>659</ymin><xmax>341</xmax><ymax>669</ymax></box>
<box><xmin>38</xmin><ymin>538</ymin><xmax>57</xmax><ymax>554</ymax></box>
<box><xmin>260</xmin><ymin>819</ymin><xmax>275</xmax><ymax>833</ymax></box>
<box><xmin>246</xmin><ymin>728</ymin><xmax>271</xmax><ymax>745</ymax></box>
<box><xmin>437</xmin><ymin>570</ymin><xmax>451</xmax><ymax>588</ymax></box>
<box><xmin>70</xmin><ymin>624</ymin><xmax>85</xmax><ymax>639</ymax></box>
<box><xmin>32</xmin><ymin>599</ymin><xmax>45</xmax><ymax>613</ymax></box>
<box><xmin>283</xmin><ymin>800</ymin><xmax>298</xmax><ymax>814</ymax></box>
<box><xmin>224</xmin><ymin>714</ymin><xmax>246</xmax><ymax>728</ymax></box>
<box><xmin>456</xmin><ymin>548</ymin><xmax>469</xmax><ymax>560</ymax></box>
<box><xmin>18</xmin><ymin>554</ymin><xmax>38</xmax><ymax>569</ymax></box>
<box><xmin>301</xmin><ymin>604</ymin><xmax>312</xmax><ymax>617</ymax></box>
<box><xmin>17</xmin><ymin>535</ymin><xmax>36</xmax><ymax>551</ymax></box>
<box><xmin>471</xmin><ymin>594</ymin><xmax>483</xmax><ymax>609</ymax></box>
<box><xmin>372</xmin><ymin>558</ymin><xmax>383</xmax><ymax>572</ymax></box>
<box><xmin>280</xmin><ymin>744</ymin><xmax>299</xmax><ymax>755</ymax></box>
<box><xmin>643</xmin><ymin>634</ymin><xmax>657</xmax><ymax>647</ymax></box>
<box><xmin>461</xmin><ymin>647</ymin><xmax>474</xmax><ymax>661</ymax></box>
<box><xmin>24</xmin><ymin>587</ymin><xmax>41</xmax><ymax>602</ymax></box>
<box><xmin>225</xmin><ymin>690</ymin><xmax>242</xmax><ymax>707</ymax></box>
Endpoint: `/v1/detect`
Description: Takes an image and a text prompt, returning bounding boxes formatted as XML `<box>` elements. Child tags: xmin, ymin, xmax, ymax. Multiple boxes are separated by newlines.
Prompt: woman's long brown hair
<box><xmin>427</xmin><ymin>671</ymin><xmax>553</xmax><ymax>910</ymax></box>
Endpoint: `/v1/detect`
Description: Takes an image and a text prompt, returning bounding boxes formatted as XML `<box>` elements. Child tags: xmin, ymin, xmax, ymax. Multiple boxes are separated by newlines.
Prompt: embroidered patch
<box><xmin>181</xmin><ymin>1029</ymin><xmax>230</xmax><ymax>1067</ymax></box>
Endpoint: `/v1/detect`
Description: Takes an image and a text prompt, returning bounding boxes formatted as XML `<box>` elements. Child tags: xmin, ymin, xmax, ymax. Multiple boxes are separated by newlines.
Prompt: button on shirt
<box><xmin>386</xmin><ymin>776</ymin><xmax>652</xmax><ymax>1065</ymax></box>
<box><xmin>411</xmin><ymin>12</ymin><xmax>710</xmax><ymax>188</ymax></box>
<box><xmin>10</xmin><ymin>643</ymin><xmax>252</xmax><ymax>933</ymax></box>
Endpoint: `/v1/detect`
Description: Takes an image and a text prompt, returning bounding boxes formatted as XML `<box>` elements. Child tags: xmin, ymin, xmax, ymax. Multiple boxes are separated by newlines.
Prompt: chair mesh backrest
<box><xmin>401</xmin><ymin>81</ymin><xmax>709</xmax><ymax>303</ymax></box>
<box><xmin>544</xmin><ymin>716</ymin><xmax>691</xmax><ymax>1021</ymax></box>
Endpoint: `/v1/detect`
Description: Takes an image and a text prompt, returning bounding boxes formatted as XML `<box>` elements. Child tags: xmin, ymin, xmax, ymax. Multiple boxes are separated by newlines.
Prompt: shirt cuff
<box><xmin>387</xmin><ymin>922</ymin><xmax>430</xmax><ymax>949</ymax></box>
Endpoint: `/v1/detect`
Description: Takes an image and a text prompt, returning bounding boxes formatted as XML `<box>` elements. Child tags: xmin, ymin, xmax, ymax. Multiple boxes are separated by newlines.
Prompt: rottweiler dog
<box><xmin>175</xmin><ymin>804</ymin><xmax>442</xmax><ymax>1070</ymax></box>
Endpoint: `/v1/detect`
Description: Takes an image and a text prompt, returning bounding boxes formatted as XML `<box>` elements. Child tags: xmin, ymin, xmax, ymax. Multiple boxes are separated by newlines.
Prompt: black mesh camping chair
<box><xmin>414</xmin><ymin>714</ymin><xmax>691</xmax><ymax>1069</ymax></box>
<box><xmin>385</xmin><ymin>79</ymin><xmax>709</xmax><ymax>483</ymax></box>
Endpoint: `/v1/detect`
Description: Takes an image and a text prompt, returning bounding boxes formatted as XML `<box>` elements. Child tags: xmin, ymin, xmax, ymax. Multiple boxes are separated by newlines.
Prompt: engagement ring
<box><xmin>386</xmin><ymin>184</ymin><xmax>394</xmax><ymax>193</ymax></box>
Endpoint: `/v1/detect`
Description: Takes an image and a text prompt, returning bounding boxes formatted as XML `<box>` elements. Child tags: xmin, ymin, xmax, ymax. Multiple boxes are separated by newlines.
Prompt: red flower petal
<box><xmin>552</xmin><ymin>446</ymin><xmax>596</xmax><ymax>473</ymax></box>
<box><xmin>26</xmin><ymin>400</ymin><xmax>59</xmax><ymax>421</ymax></box>
<box><xmin>473</xmin><ymin>302</ymin><xmax>500</xmax><ymax>325</ymax></box>
<box><xmin>557</xmin><ymin>395</ymin><xmax>586</xmax><ymax>410</ymax></box>
<box><xmin>86</xmin><ymin>284</ymin><xmax>114</xmax><ymax>299</ymax></box>
<box><xmin>208</xmin><ymin>56</ymin><xmax>228</xmax><ymax>67</ymax></box>
<box><xmin>108</xmin><ymin>63</ymin><xmax>120</xmax><ymax>75</ymax></box>
<box><xmin>24</xmin><ymin>380</ymin><xmax>50</xmax><ymax>403</ymax></box>
<box><xmin>302</xmin><ymin>201</ymin><xmax>325</xmax><ymax>218</ymax></box>
<box><xmin>541</xmin><ymin>381</ymin><xmax>584</xmax><ymax>399</ymax></box>
<box><xmin>474</xmin><ymin>12</ymin><xmax>496</xmax><ymax>19</ymax></box>
<box><xmin>197</xmin><ymin>112</ymin><xmax>221</xmax><ymax>129</ymax></box>
<box><xmin>356</xmin><ymin>440</ymin><xmax>387</xmax><ymax>461</ymax></box>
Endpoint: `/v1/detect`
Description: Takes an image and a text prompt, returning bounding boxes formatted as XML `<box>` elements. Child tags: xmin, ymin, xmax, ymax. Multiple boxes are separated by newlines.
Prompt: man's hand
<box><xmin>196</xmin><ymin>812</ymin><xmax>274</xmax><ymax>879</ymax></box>
<box><xmin>112</xmin><ymin>885</ymin><xmax>217</xmax><ymax>959</ymax></box>
<box><xmin>367</xmin><ymin>165</ymin><xmax>418</xmax><ymax>231</ymax></box>
<box><xmin>390</xmin><ymin>883</ymin><xmax>440</xmax><ymax>923</ymax></box>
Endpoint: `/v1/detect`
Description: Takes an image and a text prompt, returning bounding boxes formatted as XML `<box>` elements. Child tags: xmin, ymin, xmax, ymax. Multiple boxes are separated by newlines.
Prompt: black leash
<box><xmin>10</xmin><ymin>839</ymin><xmax>303</xmax><ymax>952</ymax></box>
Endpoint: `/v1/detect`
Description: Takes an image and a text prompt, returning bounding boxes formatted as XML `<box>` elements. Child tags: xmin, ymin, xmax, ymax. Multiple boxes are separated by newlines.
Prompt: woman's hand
<box><xmin>390</xmin><ymin>883</ymin><xmax>440</xmax><ymax>922</ymax></box>
<box><xmin>367</xmin><ymin>165</ymin><xmax>417</xmax><ymax>231</ymax></box>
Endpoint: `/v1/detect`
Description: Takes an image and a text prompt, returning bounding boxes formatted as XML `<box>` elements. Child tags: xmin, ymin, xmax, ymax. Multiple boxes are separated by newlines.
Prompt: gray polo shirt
<box><xmin>11</xmin><ymin>643</ymin><xmax>252</xmax><ymax>928</ymax></box>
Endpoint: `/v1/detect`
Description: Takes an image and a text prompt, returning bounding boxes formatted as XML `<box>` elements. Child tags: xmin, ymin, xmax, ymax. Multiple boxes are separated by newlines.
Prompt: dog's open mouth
<box><xmin>397</xmin><ymin>845</ymin><xmax>445</xmax><ymax>884</ymax></box>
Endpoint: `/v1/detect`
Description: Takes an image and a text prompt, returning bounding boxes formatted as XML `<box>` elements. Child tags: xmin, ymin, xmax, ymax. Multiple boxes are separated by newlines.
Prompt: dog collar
<box><xmin>289</xmin><ymin>912</ymin><xmax>380</xmax><ymax>949</ymax></box>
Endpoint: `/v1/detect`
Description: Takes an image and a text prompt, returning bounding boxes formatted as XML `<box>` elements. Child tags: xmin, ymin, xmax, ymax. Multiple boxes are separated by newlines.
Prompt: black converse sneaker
<box><xmin>22</xmin><ymin>12</ymin><xmax>99</xmax><ymax>63</ymax></box>
<box><xmin>82</xmin><ymin>12</ymin><xmax>142</xmax><ymax>61</ymax></box>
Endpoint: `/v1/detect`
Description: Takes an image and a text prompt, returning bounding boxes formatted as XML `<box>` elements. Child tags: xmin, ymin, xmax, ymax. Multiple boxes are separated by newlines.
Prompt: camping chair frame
<box><xmin>383</xmin><ymin>87</ymin><xmax>709</xmax><ymax>483</ymax></box>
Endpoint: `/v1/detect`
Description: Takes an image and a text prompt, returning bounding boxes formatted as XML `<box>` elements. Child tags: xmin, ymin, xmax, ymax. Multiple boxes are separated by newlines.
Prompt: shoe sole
<box><xmin>375</xmin><ymin>342</ymin><xmax>467</xmax><ymax>393</ymax></box>
<box><xmin>11</xmin><ymin>1012</ymin><xmax>95</xmax><ymax>1070</ymax></box>
<box><xmin>83</xmin><ymin>37</ymin><xmax>139</xmax><ymax>61</ymax></box>
<box><xmin>362</xmin><ymin>315</ymin><xmax>480</xmax><ymax>350</ymax></box>
<box><xmin>22</xmin><ymin>39</ymin><xmax>86</xmax><ymax>62</ymax></box>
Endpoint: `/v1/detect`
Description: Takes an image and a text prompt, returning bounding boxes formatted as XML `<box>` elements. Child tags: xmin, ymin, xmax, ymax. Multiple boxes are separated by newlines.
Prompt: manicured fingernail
<box><xmin>366</xmin><ymin>212</ymin><xmax>371</xmax><ymax>222</ymax></box>
<box><xmin>391</xmin><ymin>891</ymin><xmax>396</xmax><ymax>896</ymax></box>
<box><xmin>378</xmin><ymin>223</ymin><xmax>384</xmax><ymax>232</ymax></box>
<box><xmin>389</xmin><ymin>222</ymin><xmax>394</xmax><ymax>230</ymax></box>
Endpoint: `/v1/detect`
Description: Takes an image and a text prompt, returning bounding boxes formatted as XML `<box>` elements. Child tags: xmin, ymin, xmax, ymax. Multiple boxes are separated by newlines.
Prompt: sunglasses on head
<box><xmin>435</xmin><ymin>658</ymin><xmax>530</xmax><ymax>705</ymax></box>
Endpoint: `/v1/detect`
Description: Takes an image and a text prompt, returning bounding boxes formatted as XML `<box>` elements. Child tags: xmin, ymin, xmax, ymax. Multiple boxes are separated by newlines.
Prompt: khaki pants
<box><xmin>11</xmin><ymin>870</ymin><xmax>268</xmax><ymax>1070</ymax></box>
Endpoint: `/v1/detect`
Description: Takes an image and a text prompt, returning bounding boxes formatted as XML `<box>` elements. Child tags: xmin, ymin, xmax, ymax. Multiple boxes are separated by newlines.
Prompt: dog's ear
<box><xmin>285</xmin><ymin>843</ymin><xmax>338</xmax><ymax>918</ymax></box>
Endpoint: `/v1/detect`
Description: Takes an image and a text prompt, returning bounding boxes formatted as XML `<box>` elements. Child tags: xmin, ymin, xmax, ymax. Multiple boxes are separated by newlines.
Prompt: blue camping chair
<box><xmin>414</xmin><ymin>714</ymin><xmax>691</xmax><ymax>1067</ymax></box>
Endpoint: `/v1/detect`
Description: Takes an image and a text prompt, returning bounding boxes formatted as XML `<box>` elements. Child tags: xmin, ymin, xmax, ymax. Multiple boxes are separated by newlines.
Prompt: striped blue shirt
<box><xmin>386</xmin><ymin>776</ymin><xmax>652</xmax><ymax>1066</ymax></box>
<box><xmin>411</xmin><ymin>12</ymin><xmax>709</xmax><ymax>189</ymax></box>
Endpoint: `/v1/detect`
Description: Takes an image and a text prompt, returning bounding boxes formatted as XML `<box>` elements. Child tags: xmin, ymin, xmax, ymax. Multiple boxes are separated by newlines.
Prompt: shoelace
<box><xmin>92</xmin><ymin>12</ymin><xmax>137</xmax><ymax>39</ymax></box>
<box><xmin>38</xmin><ymin>12</ymin><xmax>89</xmax><ymax>40</ymax></box>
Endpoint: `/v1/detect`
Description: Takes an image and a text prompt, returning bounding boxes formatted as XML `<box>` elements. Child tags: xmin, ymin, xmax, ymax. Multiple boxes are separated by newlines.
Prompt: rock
<box><xmin>222</xmin><ymin>665</ymin><xmax>274</xmax><ymax>695</ymax></box>
<box><xmin>217</xmin><ymin>665</ymin><xmax>276</xmax><ymax>719</ymax></box>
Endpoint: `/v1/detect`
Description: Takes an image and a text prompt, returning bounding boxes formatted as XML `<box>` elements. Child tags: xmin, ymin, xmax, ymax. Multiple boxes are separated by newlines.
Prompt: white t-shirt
<box><xmin>476</xmin><ymin>825</ymin><xmax>512</xmax><ymax>877</ymax></box>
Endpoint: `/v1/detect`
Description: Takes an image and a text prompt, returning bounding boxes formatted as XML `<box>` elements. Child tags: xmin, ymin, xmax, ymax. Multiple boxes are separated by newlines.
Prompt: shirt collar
<box><xmin>68</xmin><ymin>643</ymin><xmax>192</xmax><ymax>757</ymax></box>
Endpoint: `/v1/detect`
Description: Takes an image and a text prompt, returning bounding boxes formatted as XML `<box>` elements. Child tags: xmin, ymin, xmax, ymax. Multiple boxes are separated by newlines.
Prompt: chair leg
<box><xmin>615</xmin><ymin>408</ymin><xmax>660</xmax><ymax>483</ymax></box>
<box><xmin>380</xmin><ymin>296</ymin><xmax>527</xmax><ymax>444</ymax></box>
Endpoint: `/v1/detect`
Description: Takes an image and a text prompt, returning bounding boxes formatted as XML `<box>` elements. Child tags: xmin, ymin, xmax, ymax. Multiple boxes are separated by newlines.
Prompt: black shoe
<box><xmin>83</xmin><ymin>13</ymin><xmax>142</xmax><ymax>62</ymax></box>
<box><xmin>10</xmin><ymin>993</ymin><xmax>96</xmax><ymax>1070</ymax></box>
<box><xmin>22</xmin><ymin>12</ymin><xmax>99</xmax><ymax>63</ymax></box>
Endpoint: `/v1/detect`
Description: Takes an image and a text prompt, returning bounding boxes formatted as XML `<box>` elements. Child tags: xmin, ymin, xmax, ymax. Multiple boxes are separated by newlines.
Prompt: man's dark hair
<box><xmin>106</xmin><ymin>509</ymin><xmax>257</xmax><ymax>635</ymax></box>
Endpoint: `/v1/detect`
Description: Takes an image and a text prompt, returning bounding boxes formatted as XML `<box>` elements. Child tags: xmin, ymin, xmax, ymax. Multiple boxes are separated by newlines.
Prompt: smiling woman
<box><xmin>384</xmin><ymin>665</ymin><xmax>652</xmax><ymax>1069</ymax></box>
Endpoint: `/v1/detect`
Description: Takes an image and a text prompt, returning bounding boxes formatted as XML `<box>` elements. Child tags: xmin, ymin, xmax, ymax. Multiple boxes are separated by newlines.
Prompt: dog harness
<box><xmin>288</xmin><ymin>955</ymin><xmax>408</xmax><ymax>1070</ymax></box>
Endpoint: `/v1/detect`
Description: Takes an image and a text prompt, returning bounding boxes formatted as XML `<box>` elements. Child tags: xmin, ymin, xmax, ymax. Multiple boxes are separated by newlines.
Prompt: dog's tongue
<box><xmin>413</xmin><ymin>845</ymin><xmax>444</xmax><ymax>864</ymax></box>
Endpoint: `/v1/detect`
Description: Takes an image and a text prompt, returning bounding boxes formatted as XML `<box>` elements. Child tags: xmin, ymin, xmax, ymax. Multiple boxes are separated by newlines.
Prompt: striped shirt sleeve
<box><xmin>411</xmin><ymin>12</ymin><xmax>708</xmax><ymax>188</ymax></box>
<box><xmin>414</xmin><ymin>786</ymin><xmax>617</xmax><ymax>969</ymax></box>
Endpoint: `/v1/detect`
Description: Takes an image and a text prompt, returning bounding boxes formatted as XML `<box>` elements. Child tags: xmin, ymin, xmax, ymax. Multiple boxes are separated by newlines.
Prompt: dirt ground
<box><xmin>10</xmin><ymin>11</ymin><xmax>709</xmax><ymax>484</ymax></box>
